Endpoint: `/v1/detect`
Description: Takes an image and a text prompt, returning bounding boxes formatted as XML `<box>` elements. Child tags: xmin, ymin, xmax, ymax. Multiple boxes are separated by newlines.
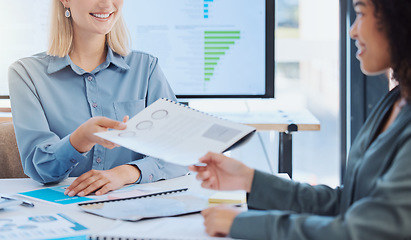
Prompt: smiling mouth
<box><xmin>355</xmin><ymin>41</ymin><xmax>365</xmax><ymax>56</ymax></box>
<box><xmin>90</xmin><ymin>12</ymin><xmax>113</xmax><ymax>19</ymax></box>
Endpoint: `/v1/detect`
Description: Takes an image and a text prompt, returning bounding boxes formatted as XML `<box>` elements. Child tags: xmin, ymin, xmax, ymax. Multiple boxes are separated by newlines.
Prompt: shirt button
<box><xmin>87</xmin><ymin>76</ymin><xmax>93</xmax><ymax>81</ymax></box>
<box><xmin>96</xmin><ymin>157</ymin><xmax>102</xmax><ymax>163</ymax></box>
<box><xmin>92</xmin><ymin>103</ymin><xmax>98</xmax><ymax>108</ymax></box>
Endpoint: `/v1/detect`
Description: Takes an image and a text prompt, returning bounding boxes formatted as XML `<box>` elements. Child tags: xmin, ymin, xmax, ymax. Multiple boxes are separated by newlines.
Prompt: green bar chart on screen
<box><xmin>204</xmin><ymin>31</ymin><xmax>241</xmax><ymax>82</ymax></box>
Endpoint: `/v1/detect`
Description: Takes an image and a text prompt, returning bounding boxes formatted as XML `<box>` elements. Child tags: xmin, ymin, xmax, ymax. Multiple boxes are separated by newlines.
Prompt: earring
<box><xmin>65</xmin><ymin>8</ymin><xmax>71</xmax><ymax>18</ymax></box>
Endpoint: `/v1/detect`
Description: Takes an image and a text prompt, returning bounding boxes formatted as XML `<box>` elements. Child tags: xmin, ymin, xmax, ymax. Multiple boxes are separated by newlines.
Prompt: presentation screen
<box><xmin>0</xmin><ymin>0</ymin><xmax>273</xmax><ymax>98</ymax></box>
<box><xmin>123</xmin><ymin>0</ymin><xmax>274</xmax><ymax>98</ymax></box>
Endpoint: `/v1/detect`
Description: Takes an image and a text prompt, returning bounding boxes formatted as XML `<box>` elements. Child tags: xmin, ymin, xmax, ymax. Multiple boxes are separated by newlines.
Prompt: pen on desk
<box><xmin>1</xmin><ymin>196</ymin><xmax>35</xmax><ymax>208</ymax></box>
<box><xmin>21</xmin><ymin>200</ymin><xmax>35</xmax><ymax>207</ymax></box>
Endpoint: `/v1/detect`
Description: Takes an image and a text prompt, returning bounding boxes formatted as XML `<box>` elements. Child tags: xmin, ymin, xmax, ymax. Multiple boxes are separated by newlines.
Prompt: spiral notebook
<box><xmin>95</xmin><ymin>98</ymin><xmax>256</xmax><ymax>166</ymax></box>
<box><xmin>78</xmin><ymin>188</ymin><xmax>208</xmax><ymax>221</ymax></box>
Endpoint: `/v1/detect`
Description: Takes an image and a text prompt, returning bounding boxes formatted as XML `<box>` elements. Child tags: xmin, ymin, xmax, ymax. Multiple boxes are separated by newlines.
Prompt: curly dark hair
<box><xmin>370</xmin><ymin>0</ymin><xmax>411</xmax><ymax>100</ymax></box>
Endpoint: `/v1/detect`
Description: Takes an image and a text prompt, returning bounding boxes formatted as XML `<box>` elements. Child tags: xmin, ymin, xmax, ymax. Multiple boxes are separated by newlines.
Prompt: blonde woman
<box><xmin>8</xmin><ymin>0</ymin><xmax>187</xmax><ymax>197</ymax></box>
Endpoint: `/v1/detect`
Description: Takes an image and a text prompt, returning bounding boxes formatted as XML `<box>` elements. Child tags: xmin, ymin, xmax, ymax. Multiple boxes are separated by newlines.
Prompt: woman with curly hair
<box><xmin>190</xmin><ymin>0</ymin><xmax>411</xmax><ymax>239</ymax></box>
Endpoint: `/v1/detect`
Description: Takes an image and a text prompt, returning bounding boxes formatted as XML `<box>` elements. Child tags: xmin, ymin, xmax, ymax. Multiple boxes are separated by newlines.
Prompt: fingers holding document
<box><xmin>70</xmin><ymin>116</ymin><xmax>128</xmax><ymax>153</ymax></box>
<box><xmin>189</xmin><ymin>152</ymin><xmax>255</xmax><ymax>192</ymax></box>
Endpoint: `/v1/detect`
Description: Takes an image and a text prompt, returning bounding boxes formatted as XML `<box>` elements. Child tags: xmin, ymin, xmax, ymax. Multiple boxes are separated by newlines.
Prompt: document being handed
<box><xmin>95</xmin><ymin>98</ymin><xmax>255</xmax><ymax>166</ymax></box>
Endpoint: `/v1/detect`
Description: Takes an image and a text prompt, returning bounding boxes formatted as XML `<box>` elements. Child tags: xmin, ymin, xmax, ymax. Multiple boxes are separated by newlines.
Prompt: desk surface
<box><xmin>213</xmin><ymin>110</ymin><xmax>320</xmax><ymax>132</ymax></box>
<box><xmin>189</xmin><ymin>99</ymin><xmax>320</xmax><ymax>132</ymax></box>
<box><xmin>0</xmin><ymin>175</ymin><xmax>231</xmax><ymax>239</ymax></box>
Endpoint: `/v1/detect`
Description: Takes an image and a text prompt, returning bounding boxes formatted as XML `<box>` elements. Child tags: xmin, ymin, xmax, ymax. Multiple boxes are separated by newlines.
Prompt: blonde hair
<box><xmin>48</xmin><ymin>0</ymin><xmax>130</xmax><ymax>57</ymax></box>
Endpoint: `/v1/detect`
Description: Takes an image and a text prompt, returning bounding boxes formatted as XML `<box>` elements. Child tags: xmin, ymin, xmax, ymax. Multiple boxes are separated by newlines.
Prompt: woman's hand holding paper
<box><xmin>70</xmin><ymin>116</ymin><xmax>129</xmax><ymax>153</ymax></box>
<box><xmin>189</xmin><ymin>152</ymin><xmax>255</xmax><ymax>192</ymax></box>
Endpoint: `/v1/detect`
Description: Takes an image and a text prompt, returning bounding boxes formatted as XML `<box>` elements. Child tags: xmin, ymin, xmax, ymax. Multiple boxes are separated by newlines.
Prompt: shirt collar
<box><xmin>47</xmin><ymin>47</ymin><xmax>130</xmax><ymax>75</ymax></box>
<box><xmin>106</xmin><ymin>47</ymin><xmax>130</xmax><ymax>71</ymax></box>
<box><xmin>47</xmin><ymin>54</ymin><xmax>71</xmax><ymax>74</ymax></box>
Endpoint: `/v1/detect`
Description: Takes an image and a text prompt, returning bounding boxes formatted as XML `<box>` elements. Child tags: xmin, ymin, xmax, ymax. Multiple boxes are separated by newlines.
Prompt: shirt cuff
<box><xmin>129</xmin><ymin>157</ymin><xmax>163</xmax><ymax>183</ymax></box>
<box><xmin>125</xmin><ymin>164</ymin><xmax>142</xmax><ymax>184</ymax></box>
<box><xmin>128</xmin><ymin>157</ymin><xmax>188</xmax><ymax>184</ymax></box>
<box><xmin>45</xmin><ymin>134</ymin><xmax>87</xmax><ymax>169</ymax></box>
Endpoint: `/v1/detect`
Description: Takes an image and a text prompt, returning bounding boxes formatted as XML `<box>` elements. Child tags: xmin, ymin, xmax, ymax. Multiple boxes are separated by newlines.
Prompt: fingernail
<box><xmin>78</xmin><ymin>192</ymin><xmax>84</xmax><ymax>197</ymax></box>
<box><xmin>64</xmin><ymin>189</ymin><xmax>69</xmax><ymax>195</ymax></box>
<box><xmin>119</xmin><ymin>123</ymin><xmax>127</xmax><ymax>128</ymax></box>
<box><xmin>68</xmin><ymin>191</ymin><xmax>75</xmax><ymax>197</ymax></box>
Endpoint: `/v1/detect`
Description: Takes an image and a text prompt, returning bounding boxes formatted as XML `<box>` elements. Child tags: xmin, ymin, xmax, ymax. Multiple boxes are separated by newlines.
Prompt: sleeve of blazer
<box><xmin>247</xmin><ymin>170</ymin><xmax>342</xmax><ymax>215</ymax></box>
<box><xmin>229</xmin><ymin>136</ymin><xmax>411</xmax><ymax>240</ymax></box>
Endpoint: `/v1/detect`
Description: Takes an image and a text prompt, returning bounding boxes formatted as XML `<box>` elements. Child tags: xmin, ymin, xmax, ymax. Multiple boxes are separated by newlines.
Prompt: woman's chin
<box><xmin>360</xmin><ymin>65</ymin><xmax>389</xmax><ymax>76</ymax></box>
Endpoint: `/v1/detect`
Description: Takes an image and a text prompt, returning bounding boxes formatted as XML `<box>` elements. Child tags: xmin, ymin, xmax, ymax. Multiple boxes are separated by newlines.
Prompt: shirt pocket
<box><xmin>113</xmin><ymin>99</ymin><xmax>146</xmax><ymax>121</ymax></box>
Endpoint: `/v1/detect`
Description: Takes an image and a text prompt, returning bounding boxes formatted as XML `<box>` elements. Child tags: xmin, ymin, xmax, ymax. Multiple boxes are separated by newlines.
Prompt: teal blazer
<box><xmin>230</xmin><ymin>86</ymin><xmax>411</xmax><ymax>239</ymax></box>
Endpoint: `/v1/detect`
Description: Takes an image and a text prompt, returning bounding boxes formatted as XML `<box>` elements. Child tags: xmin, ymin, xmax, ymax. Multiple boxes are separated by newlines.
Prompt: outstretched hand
<box><xmin>70</xmin><ymin>116</ymin><xmax>129</xmax><ymax>153</ymax></box>
<box><xmin>189</xmin><ymin>152</ymin><xmax>254</xmax><ymax>192</ymax></box>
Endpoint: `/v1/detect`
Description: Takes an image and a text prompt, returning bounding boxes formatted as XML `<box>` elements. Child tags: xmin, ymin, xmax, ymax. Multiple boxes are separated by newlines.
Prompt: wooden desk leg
<box><xmin>278</xmin><ymin>132</ymin><xmax>293</xmax><ymax>178</ymax></box>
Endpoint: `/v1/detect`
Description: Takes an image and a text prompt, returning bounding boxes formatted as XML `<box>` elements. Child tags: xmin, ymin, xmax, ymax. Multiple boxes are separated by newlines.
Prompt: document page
<box><xmin>18</xmin><ymin>182</ymin><xmax>169</xmax><ymax>205</ymax></box>
<box><xmin>0</xmin><ymin>213</ymin><xmax>88</xmax><ymax>240</ymax></box>
<box><xmin>96</xmin><ymin>99</ymin><xmax>255</xmax><ymax>165</ymax></box>
<box><xmin>79</xmin><ymin>191</ymin><xmax>208</xmax><ymax>221</ymax></box>
<box><xmin>88</xmin><ymin>214</ymin><xmax>221</xmax><ymax>239</ymax></box>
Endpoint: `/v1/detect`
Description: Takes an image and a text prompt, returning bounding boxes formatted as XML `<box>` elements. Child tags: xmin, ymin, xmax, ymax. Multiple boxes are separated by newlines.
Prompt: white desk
<box><xmin>189</xmin><ymin>99</ymin><xmax>320</xmax><ymax>178</ymax></box>
<box><xmin>0</xmin><ymin>175</ymin><xmax>232</xmax><ymax>240</ymax></box>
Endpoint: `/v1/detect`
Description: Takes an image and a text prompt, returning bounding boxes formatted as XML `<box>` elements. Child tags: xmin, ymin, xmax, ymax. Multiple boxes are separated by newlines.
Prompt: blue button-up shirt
<box><xmin>8</xmin><ymin>47</ymin><xmax>188</xmax><ymax>184</ymax></box>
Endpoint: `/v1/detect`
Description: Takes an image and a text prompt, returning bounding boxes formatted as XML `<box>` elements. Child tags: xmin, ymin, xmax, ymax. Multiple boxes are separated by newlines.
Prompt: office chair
<box><xmin>0</xmin><ymin>121</ymin><xmax>27</xmax><ymax>178</ymax></box>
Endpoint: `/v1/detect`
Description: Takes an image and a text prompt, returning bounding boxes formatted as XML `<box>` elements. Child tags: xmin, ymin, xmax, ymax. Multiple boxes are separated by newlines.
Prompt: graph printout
<box><xmin>95</xmin><ymin>98</ymin><xmax>256</xmax><ymax>166</ymax></box>
<box><xmin>18</xmin><ymin>184</ymin><xmax>165</xmax><ymax>205</ymax></box>
<box><xmin>0</xmin><ymin>213</ymin><xmax>88</xmax><ymax>240</ymax></box>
